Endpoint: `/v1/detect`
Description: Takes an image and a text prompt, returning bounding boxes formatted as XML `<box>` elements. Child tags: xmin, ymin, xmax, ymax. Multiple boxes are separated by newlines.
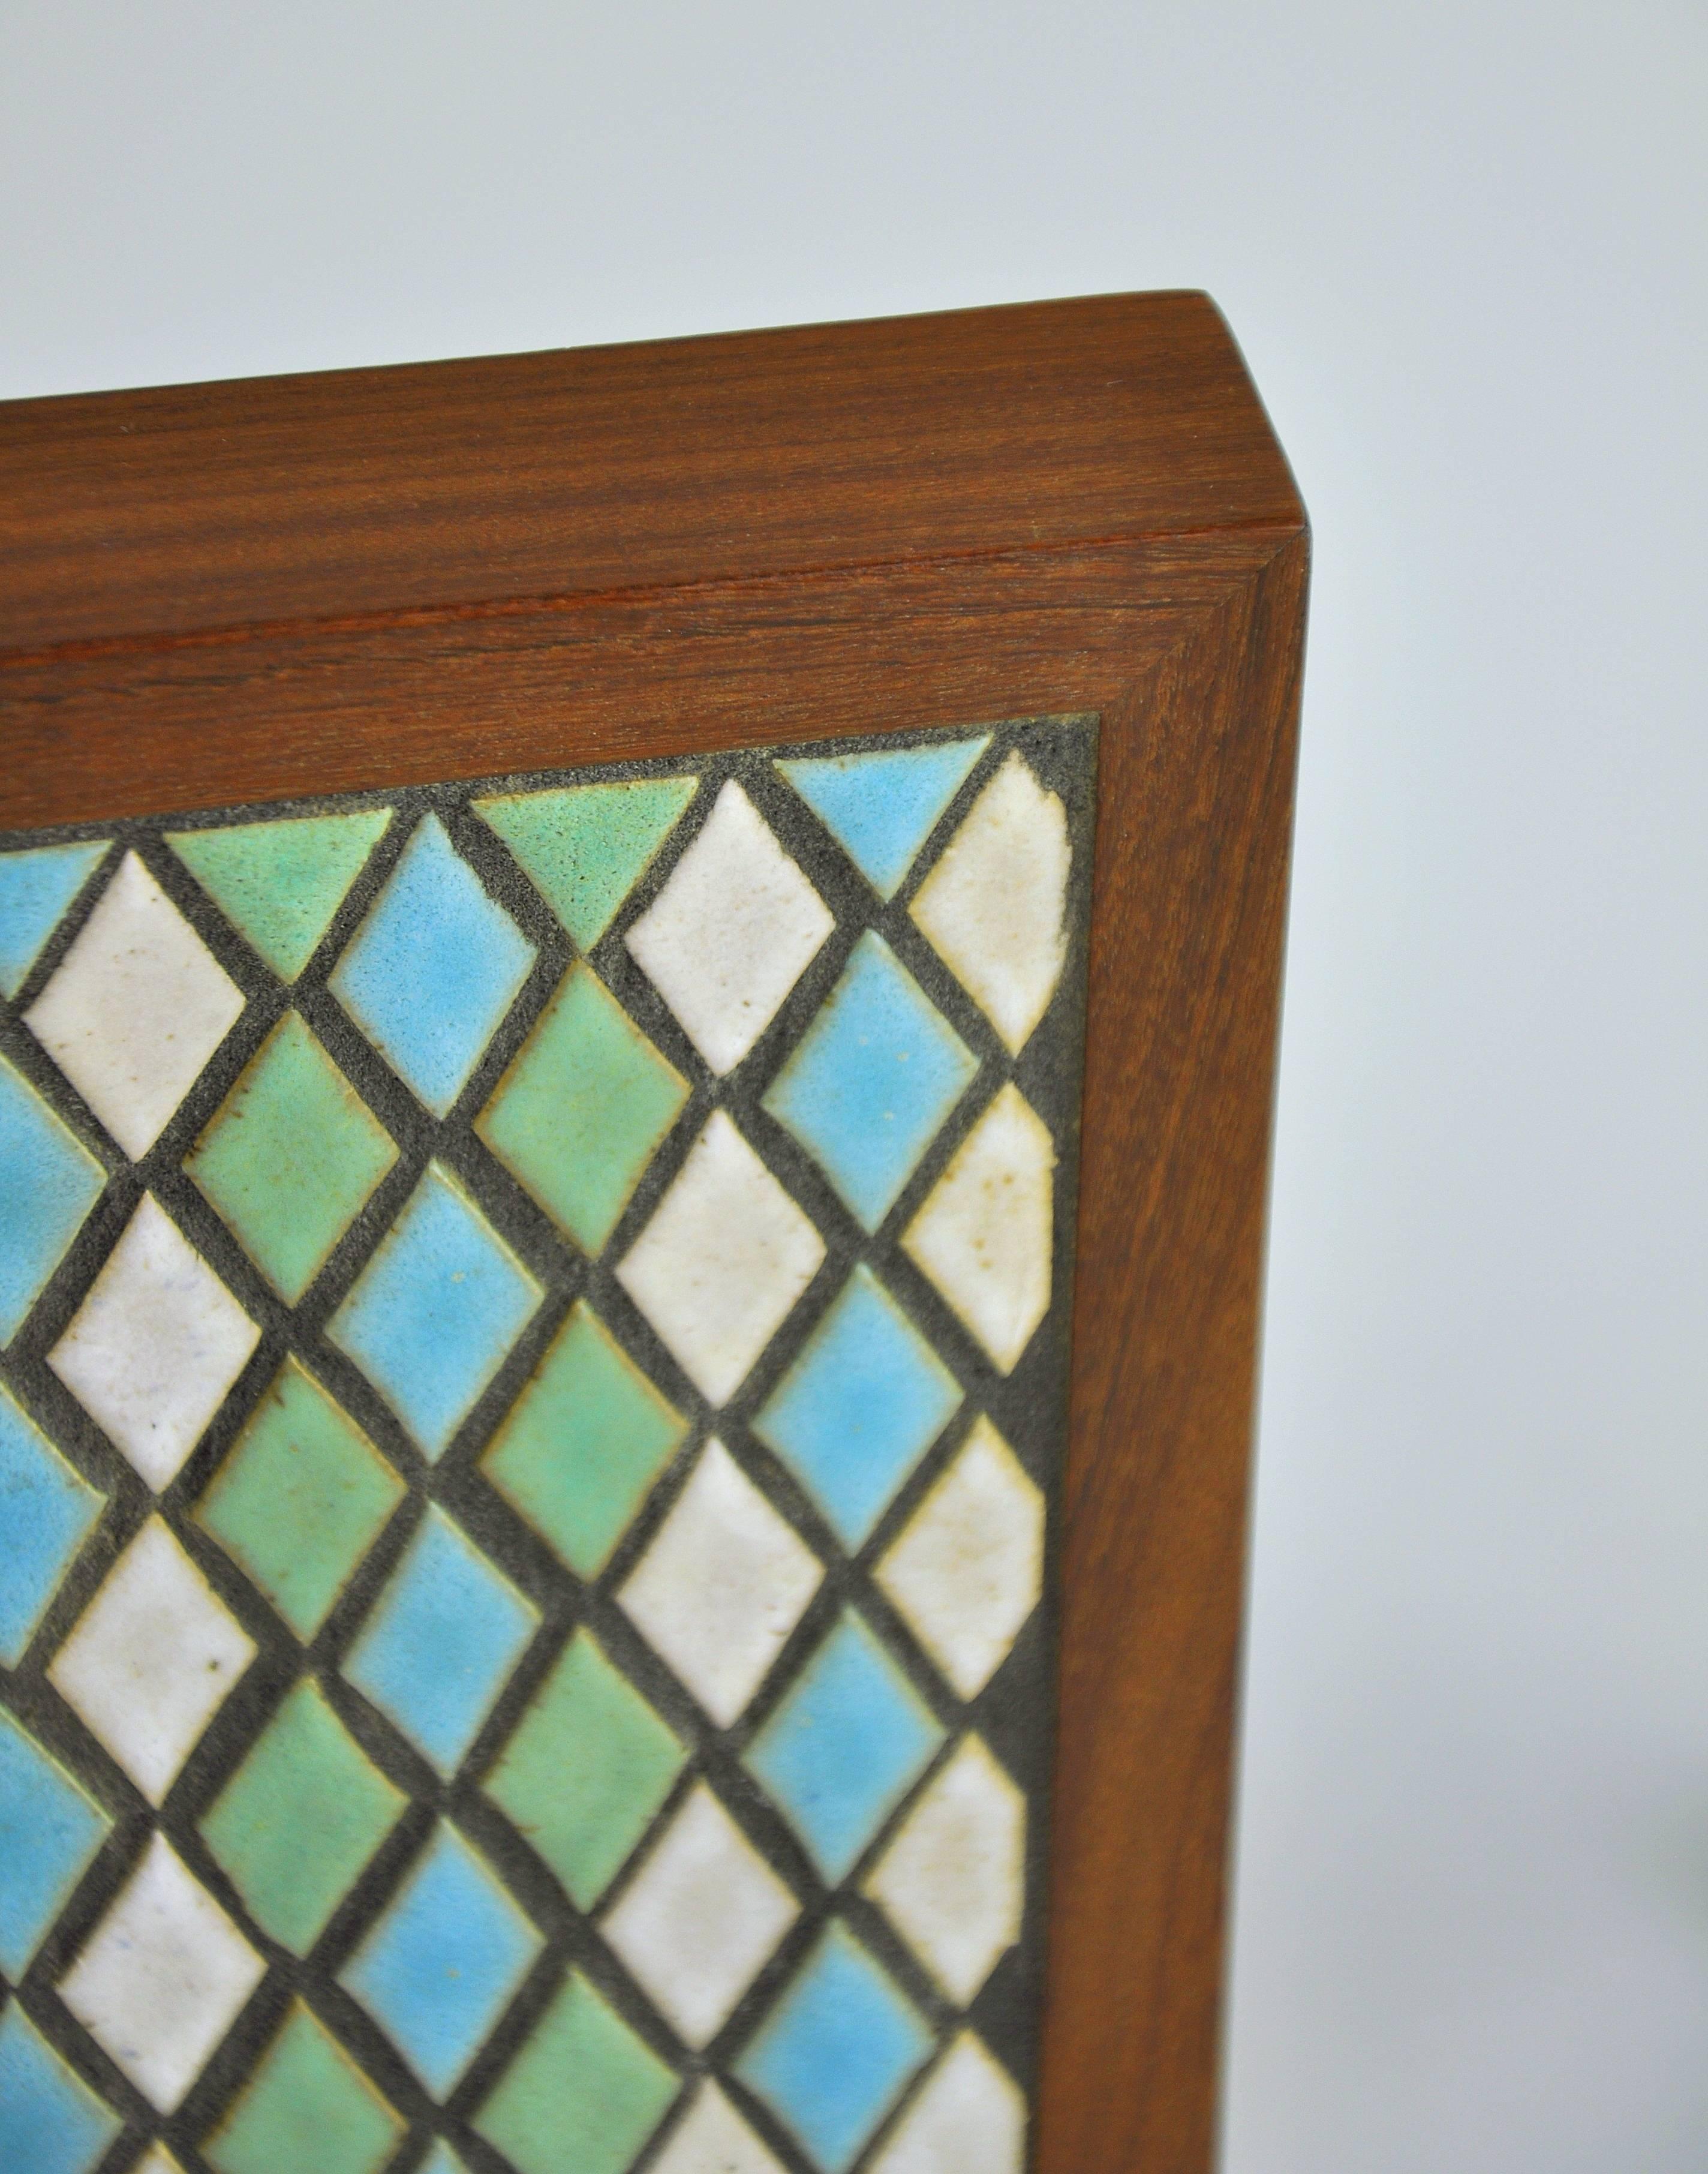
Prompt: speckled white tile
<box><xmin>626</xmin><ymin>780</ymin><xmax>834</xmax><ymax>1076</ymax></box>
<box><xmin>59</xmin><ymin>1831</ymin><xmax>266</xmax><ymax>2113</ymax></box>
<box><xmin>901</xmin><ymin>1085</ymin><xmax>1053</xmax><ymax>1374</ymax></box>
<box><xmin>619</xmin><ymin>1439</ymin><xmax>822</xmax><ymax>1728</ymax></box>
<box><xmin>48</xmin><ymin>1518</ymin><xmax>257</xmax><ymax>1806</ymax></box>
<box><xmin>25</xmin><ymin>851</ymin><xmax>245</xmax><ymax>1158</ymax></box>
<box><xmin>909</xmin><ymin>751</ymin><xmax>1069</xmax><ymax>1056</ymax></box>
<box><xmin>874</xmin><ymin>1418</ymin><xmax>1044</xmax><ymax>1700</ymax></box>
<box><xmin>618</xmin><ymin>1111</ymin><xmax>824</xmax><ymax>1406</ymax></box>
<box><xmin>652</xmin><ymin>2082</ymin><xmax>790</xmax><ymax>2174</ymax></box>
<box><xmin>48</xmin><ymin>1195</ymin><xmax>260</xmax><ymax>1491</ymax></box>
<box><xmin>603</xmin><ymin>1782</ymin><xmax>798</xmax><ymax>2047</ymax></box>
<box><xmin>863</xmin><ymin>1735</ymin><xmax>1025</xmax><ymax>2007</ymax></box>
<box><xmin>867</xmin><ymin>2032</ymin><xmax>1026</xmax><ymax>2174</ymax></box>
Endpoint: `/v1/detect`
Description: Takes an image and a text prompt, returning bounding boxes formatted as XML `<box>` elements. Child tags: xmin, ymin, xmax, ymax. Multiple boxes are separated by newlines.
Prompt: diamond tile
<box><xmin>485</xmin><ymin>1630</ymin><xmax>685</xmax><ymax>1909</ymax></box>
<box><xmin>49</xmin><ymin>1517</ymin><xmax>257</xmax><ymax>1805</ymax></box>
<box><xmin>754</xmin><ymin>1266</ymin><xmax>961</xmax><ymax>1551</ymax></box>
<box><xmin>25</xmin><ymin>850</ymin><xmax>245</xmax><ymax>1158</ymax></box>
<box><xmin>618</xmin><ymin>1112</ymin><xmax>824</xmax><ymax>1407</ymax></box>
<box><xmin>0</xmin><ymin>1999</ymin><xmax>120</xmax><ymax>2174</ymax></box>
<box><xmin>482</xmin><ymin>1300</ymin><xmax>686</xmax><ymax>1579</ymax></box>
<box><xmin>200</xmin><ymin>1679</ymin><xmax>407</xmax><ymax>1956</ymax></box>
<box><xmin>762</xmin><ymin>933</ymin><xmax>976</xmax><ymax>1230</ymax></box>
<box><xmin>187</xmin><ymin>1012</ymin><xmax>398</xmax><ymax>1302</ymax></box>
<box><xmin>910</xmin><ymin>752</ymin><xmax>1069</xmax><ymax>1055</ymax></box>
<box><xmin>328</xmin><ymin>1160</ymin><xmax>542</xmax><ymax>1460</ymax></box>
<box><xmin>777</xmin><ymin>737</ymin><xmax>988</xmax><ymax>901</ymax></box>
<box><xmin>196</xmin><ymin>1359</ymin><xmax>405</xmax><ymax>1642</ymax></box>
<box><xmin>59</xmin><ymin>1831</ymin><xmax>266</xmax><ymax>2113</ymax></box>
<box><xmin>49</xmin><ymin>1193</ymin><xmax>261</xmax><ymax>1492</ymax></box>
<box><xmin>329</xmin><ymin>813</ymin><xmax>536</xmax><ymax>1116</ymax></box>
<box><xmin>619</xmin><ymin>1440</ymin><xmax>822</xmax><ymax>1729</ymax></box>
<box><xmin>343</xmin><ymin>1504</ymin><xmax>537</xmax><ymax>1777</ymax></box>
<box><xmin>0</xmin><ymin>839</ymin><xmax>107</xmax><ymax>998</ymax></box>
<box><xmin>901</xmin><ymin>1085</ymin><xmax>1053</xmax><ymax>1375</ymax></box>
<box><xmin>626</xmin><ymin>779</ymin><xmax>833</xmax><ymax>1076</ymax></box>
<box><xmin>745</xmin><ymin>1613</ymin><xmax>944</xmax><ymax>1883</ymax></box>
<box><xmin>0</xmin><ymin>1384</ymin><xmax>103</xmax><ymax>1667</ymax></box>
<box><xmin>476</xmin><ymin>1969</ymin><xmax>678</xmax><ymax>2174</ymax></box>
<box><xmin>136</xmin><ymin>2149</ymin><xmax>190</xmax><ymax>2174</ymax></box>
<box><xmin>166</xmin><ymin>809</ymin><xmax>392</xmax><ymax>982</ymax></box>
<box><xmin>475</xmin><ymin>776</ymin><xmax>697</xmax><ymax>951</ymax></box>
<box><xmin>652</xmin><ymin>2083</ymin><xmax>789</xmax><ymax>2174</ymax></box>
<box><xmin>0</xmin><ymin>1710</ymin><xmax>110</xmax><ymax>1979</ymax></box>
<box><xmin>867</xmin><ymin>2032</ymin><xmax>1026</xmax><ymax>2174</ymax></box>
<box><xmin>862</xmin><ymin>1735</ymin><xmax>1025</xmax><ymax>2005</ymax></box>
<box><xmin>736</xmin><ymin>1922</ymin><xmax>931</xmax><ymax>2174</ymax></box>
<box><xmin>476</xmin><ymin>962</ymin><xmax>687</xmax><ymax>1254</ymax></box>
<box><xmin>602</xmin><ymin>1782</ymin><xmax>798</xmax><ymax>2048</ymax></box>
<box><xmin>204</xmin><ymin>1999</ymin><xmax>404</xmax><ymax>2174</ymax></box>
<box><xmin>874</xmin><ymin>1417</ymin><xmax>1043</xmax><ymax>1699</ymax></box>
<box><xmin>419</xmin><ymin>2147</ymin><xmax>471</xmax><ymax>2174</ymax></box>
<box><xmin>341</xmin><ymin>1821</ymin><xmax>542</xmax><ymax>2099</ymax></box>
<box><xmin>0</xmin><ymin>1053</ymin><xmax>105</xmax><ymax>1347</ymax></box>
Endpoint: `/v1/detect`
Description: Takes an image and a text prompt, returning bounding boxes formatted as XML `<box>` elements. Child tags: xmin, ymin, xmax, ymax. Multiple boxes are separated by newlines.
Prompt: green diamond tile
<box><xmin>166</xmin><ymin>809</ymin><xmax>392</xmax><ymax>981</ymax></box>
<box><xmin>200</xmin><ymin>1678</ymin><xmax>407</xmax><ymax>1955</ymax></box>
<box><xmin>204</xmin><ymin>2001</ymin><xmax>404</xmax><ymax>2174</ymax></box>
<box><xmin>476</xmin><ymin>1970</ymin><xmax>678</xmax><ymax>2174</ymax></box>
<box><xmin>484</xmin><ymin>1630</ymin><xmax>685</xmax><ymax>1908</ymax></box>
<box><xmin>187</xmin><ymin>1012</ymin><xmax>398</xmax><ymax>1303</ymax></box>
<box><xmin>196</xmin><ymin>1360</ymin><xmax>405</xmax><ymax>1642</ymax></box>
<box><xmin>476</xmin><ymin>963</ymin><xmax>687</xmax><ymax>1256</ymax></box>
<box><xmin>474</xmin><ymin>777</ymin><xmax>696</xmax><ymax>950</ymax></box>
<box><xmin>482</xmin><ymin>1302</ymin><xmax>687</xmax><ymax>1578</ymax></box>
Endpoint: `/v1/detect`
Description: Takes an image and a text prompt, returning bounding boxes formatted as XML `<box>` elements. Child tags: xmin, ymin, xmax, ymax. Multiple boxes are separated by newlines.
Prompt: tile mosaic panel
<box><xmin>0</xmin><ymin>717</ymin><xmax>1092</xmax><ymax>2174</ymax></box>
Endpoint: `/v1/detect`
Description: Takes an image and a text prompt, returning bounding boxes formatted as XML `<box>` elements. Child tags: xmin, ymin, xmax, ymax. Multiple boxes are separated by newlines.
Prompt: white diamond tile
<box><xmin>134</xmin><ymin>2153</ymin><xmax>188</xmax><ymax>2174</ymax></box>
<box><xmin>48</xmin><ymin>1517</ymin><xmax>257</xmax><ymax>1805</ymax></box>
<box><xmin>868</xmin><ymin>2031</ymin><xmax>1026</xmax><ymax>2174</ymax></box>
<box><xmin>901</xmin><ymin>1085</ymin><xmax>1053</xmax><ymax>1374</ymax></box>
<box><xmin>875</xmin><ymin>1418</ymin><xmax>1044</xmax><ymax>1700</ymax></box>
<box><xmin>59</xmin><ymin>1831</ymin><xmax>266</xmax><ymax>2113</ymax></box>
<box><xmin>863</xmin><ymin>1735</ymin><xmax>1025</xmax><ymax>2006</ymax></box>
<box><xmin>618</xmin><ymin>1111</ymin><xmax>824</xmax><ymax>1406</ymax></box>
<box><xmin>909</xmin><ymin>751</ymin><xmax>1069</xmax><ymax>1056</ymax></box>
<box><xmin>653</xmin><ymin>2082</ymin><xmax>790</xmax><ymax>2174</ymax></box>
<box><xmin>603</xmin><ymin>1781</ymin><xmax>798</xmax><ymax>2047</ymax></box>
<box><xmin>626</xmin><ymin>780</ymin><xmax>834</xmax><ymax>1076</ymax></box>
<box><xmin>619</xmin><ymin>1439</ymin><xmax>822</xmax><ymax>1728</ymax></box>
<box><xmin>25</xmin><ymin>851</ymin><xmax>245</xmax><ymax>1158</ymax></box>
<box><xmin>49</xmin><ymin>1194</ymin><xmax>260</xmax><ymax>1491</ymax></box>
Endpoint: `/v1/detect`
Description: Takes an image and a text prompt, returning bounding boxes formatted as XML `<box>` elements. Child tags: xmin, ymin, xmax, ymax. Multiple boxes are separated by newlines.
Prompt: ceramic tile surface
<box><xmin>0</xmin><ymin>718</ymin><xmax>1090</xmax><ymax>2171</ymax></box>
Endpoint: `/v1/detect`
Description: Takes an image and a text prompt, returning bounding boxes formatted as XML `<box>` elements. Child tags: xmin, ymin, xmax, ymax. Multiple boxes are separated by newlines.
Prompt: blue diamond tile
<box><xmin>0</xmin><ymin>1057</ymin><xmax>105</xmax><ymax>1347</ymax></box>
<box><xmin>0</xmin><ymin>2001</ymin><xmax>120</xmax><ymax>2174</ymax></box>
<box><xmin>762</xmin><ymin>933</ymin><xmax>976</xmax><ymax>1232</ymax></box>
<box><xmin>0</xmin><ymin>842</ymin><xmax>107</xmax><ymax>1000</ymax></box>
<box><xmin>745</xmin><ymin>1613</ymin><xmax>944</xmax><ymax>1882</ymax></box>
<box><xmin>754</xmin><ymin>1267</ymin><xmax>961</xmax><ymax>1550</ymax></box>
<box><xmin>777</xmin><ymin>738</ymin><xmax>988</xmax><ymax>900</ymax></box>
<box><xmin>0</xmin><ymin>1388</ymin><xmax>103</xmax><ymax>1669</ymax></box>
<box><xmin>0</xmin><ymin>1712</ymin><xmax>110</xmax><ymax>1980</ymax></box>
<box><xmin>341</xmin><ymin>1821</ymin><xmax>541</xmax><ymax>2100</ymax></box>
<box><xmin>736</xmin><ymin>1922</ymin><xmax>931</xmax><ymax>2173</ymax></box>
<box><xmin>330</xmin><ymin>814</ymin><xmax>536</xmax><ymax>1116</ymax></box>
<box><xmin>344</xmin><ymin>1506</ymin><xmax>538</xmax><ymax>1776</ymax></box>
<box><xmin>329</xmin><ymin>1161</ymin><xmax>542</xmax><ymax>1460</ymax></box>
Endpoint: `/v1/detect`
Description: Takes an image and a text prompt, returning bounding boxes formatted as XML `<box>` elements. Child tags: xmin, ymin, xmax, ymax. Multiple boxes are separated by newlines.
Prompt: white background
<box><xmin>5</xmin><ymin>5</ymin><xmax>1707</xmax><ymax>2165</ymax></box>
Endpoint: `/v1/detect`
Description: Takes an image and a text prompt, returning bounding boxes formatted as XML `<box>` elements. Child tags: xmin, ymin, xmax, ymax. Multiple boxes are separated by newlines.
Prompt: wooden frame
<box><xmin>0</xmin><ymin>292</ymin><xmax>1308</xmax><ymax>2173</ymax></box>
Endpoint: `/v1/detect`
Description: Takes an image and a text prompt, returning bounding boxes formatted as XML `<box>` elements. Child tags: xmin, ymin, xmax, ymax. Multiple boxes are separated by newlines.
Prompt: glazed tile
<box><xmin>165</xmin><ymin>809</ymin><xmax>392</xmax><ymax>982</ymax></box>
<box><xmin>617</xmin><ymin>1111</ymin><xmax>824</xmax><ymax>1407</ymax></box>
<box><xmin>901</xmin><ymin>1085</ymin><xmax>1054</xmax><ymax>1374</ymax></box>
<box><xmin>328</xmin><ymin>1161</ymin><xmax>541</xmax><ymax>1460</ymax></box>
<box><xmin>474</xmin><ymin>1969</ymin><xmax>678</xmax><ymax>2174</ymax></box>
<box><xmin>25</xmin><ymin>851</ymin><xmax>245</xmax><ymax>1159</ymax></box>
<box><xmin>341</xmin><ymin>1822</ymin><xmax>541</xmax><ymax>2099</ymax></box>
<box><xmin>484</xmin><ymin>1630</ymin><xmax>685</xmax><ymax>1909</ymax></box>
<box><xmin>754</xmin><ymin>1265</ymin><xmax>961</xmax><ymax>1551</ymax></box>
<box><xmin>482</xmin><ymin>1300</ymin><xmax>686</xmax><ymax>1579</ymax></box>
<box><xmin>476</xmin><ymin>962</ymin><xmax>687</xmax><ymax>1255</ymax></box>
<box><xmin>0</xmin><ymin>1710</ymin><xmax>110</xmax><ymax>1980</ymax></box>
<box><xmin>134</xmin><ymin>2149</ymin><xmax>189</xmax><ymax>2174</ymax></box>
<box><xmin>652</xmin><ymin>2082</ymin><xmax>790</xmax><ymax>2174</ymax></box>
<box><xmin>0</xmin><ymin>1053</ymin><xmax>105</xmax><ymax>1346</ymax></box>
<box><xmin>867</xmin><ymin>2032</ymin><xmax>1026</xmax><ymax>2174</ymax></box>
<box><xmin>0</xmin><ymin>839</ymin><xmax>107</xmax><ymax>999</ymax></box>
<box><xmin>777</xmin><ymin>737</ymin><xmax>988</xmax><ymax>900</ymax></box>
<box><xmin>417</xmin><ymin>2146</ymin><xmax>470</xmax><ymax>2174</ymax></box>
<box><xmin>59</xmin><ymin>1831</ymin><xmax>266</xmax><ymax>2113</ymax></box>
<box><xmin>619</xmin><ymin>1440</ymin><xmax>823</xmax><ymax>1729</ymax></box>
<box><xmin>328</xmin><ymin>814</ymin><xmax>535</xmax><ymax>1117</ymax></box>
<box><xmin>762</xmin><ymin>932</ymin><xmax>976</xmax><ymax>1232</ymax></box>
<box><xmin>874</xmin><ymin>1417</ymin><xmax>1043</xmax><ymax>1699</ymax></box>
<box><xmin>195</xmin><ymin>1359</ymin><xmax>405</xmax><ymax>1642</ymax></box>
<box><xmin>0</xmin><ymin>1385</ymin><xmax>103</xmax><ymax>1667</ymax></box>
<box><xmin>48</xmin><ymin>1193</ymin><xmax>261</xmax><ymax>1493</ymax></box>
<box><xmin>602</xmin><ymin>1782</ymin><xmax>798</xmax><ymax>2048</ymax></box>
<box><xmin>342</xmin><ymin>1505</ymin><xmax>537</xmax><ymax>1777</ymax></box>
<box><xmin>200</xmin><ymin>1679</ymin><xmax>407</xmax><ymax>1956</ymax></box>
<box><xmin>187</xmin><ymin>1012</ymin><xmax>396</xmax><ymax>1302</ymax></box>
<box><xmin>909</xmin><ymin>751</ymin><xmax>1069</xmax><ymax>1055</ymax></box>
<box><xmin>474</xmin><ymin>776</ymin><xmax>696</xmax><ymax>950</ymax></box>
<box><xmin>48</xmin><ymin>1518</ymin><xmax>257</xmax><ymax>1806</ymax></box>
<box><xmin>0</xmin><ymin>1999</ymin><xmax>120</xmax><ymax>2174</ymax></box>
<box><xmin>203</xmin><ymin>2000</ymin><xmax>404</xmax><ymax>2174</ymax></box>
<box><xmin>626</xmin><ymin>779</ymin><xmax>833</xmax><ymax>1076</ymax></box>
